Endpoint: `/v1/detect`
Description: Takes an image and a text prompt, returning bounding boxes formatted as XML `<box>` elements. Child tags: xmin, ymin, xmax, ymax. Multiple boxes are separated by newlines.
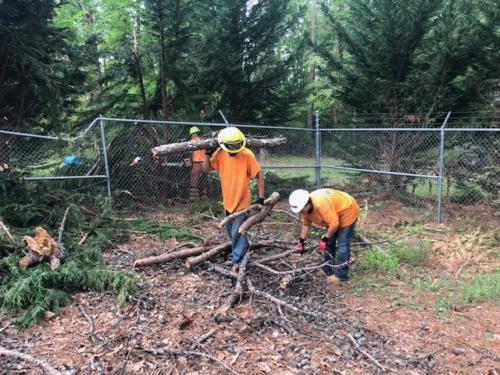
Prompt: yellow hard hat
<box><xmin>217</xmin><ymin>127</ymin><xmax>246</xmax><ymax>153</ymax></box>
<box><xmin>189</xmin><ymin>126</ymin><xmax>201</xmax><ymax>136</ymax></box>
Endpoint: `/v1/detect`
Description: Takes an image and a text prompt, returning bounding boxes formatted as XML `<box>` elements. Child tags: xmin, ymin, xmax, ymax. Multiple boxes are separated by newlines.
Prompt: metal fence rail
<box><xmin>1</xmin><ymin>112</ymin><xmax>498</xmax><ymax>226</ymax></box>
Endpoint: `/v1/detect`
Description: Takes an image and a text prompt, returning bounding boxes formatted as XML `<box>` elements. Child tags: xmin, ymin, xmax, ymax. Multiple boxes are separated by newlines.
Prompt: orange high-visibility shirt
<box><xmin>210</xmin><ymin>148</ymin><xmax>261</xmax><ymax>213</ymax></box>
<box><xmin>191</xmin><ymin>135</ymin><xmax>206</xmax><ymax>162</ymax></box>
<box><xmin>301</xmin><ymin>188</ymin><xmax>359</xmax><ymax>229</ymax></box>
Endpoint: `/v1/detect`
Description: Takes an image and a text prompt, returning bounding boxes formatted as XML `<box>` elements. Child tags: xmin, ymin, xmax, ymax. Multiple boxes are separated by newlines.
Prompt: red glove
<box><xmin>318</xmin><ymin>236</ymin><xmax>329</xmax><ymax>251</ymax></box>
<box><xmin>295</xmin><ymin>238</ymin><xmax>305</xmax><ymax>252</ymax></box>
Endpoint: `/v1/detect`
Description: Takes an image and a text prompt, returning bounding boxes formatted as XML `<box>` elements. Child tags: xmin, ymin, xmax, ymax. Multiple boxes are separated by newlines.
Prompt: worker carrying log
<box><xmin>289</xmin><ymin>188</ymin><xmax>360</xmax><ymax>283</ymax></box>
<box><xmin>188</xmin><ymin>126</ymin><xmax>207</xmax><ymax>201</ymax></box>
<box><xmin>204</xmin><ymin>127</ymin><xmax>265</xmax><ymax>273</ymax></box>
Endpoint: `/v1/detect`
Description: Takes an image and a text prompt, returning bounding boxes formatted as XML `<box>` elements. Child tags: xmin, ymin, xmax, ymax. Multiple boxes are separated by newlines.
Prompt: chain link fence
<box><xmin>1</xmin><ymin>113</ymin><xmax>498</xmax><ymax>226</ymax></box>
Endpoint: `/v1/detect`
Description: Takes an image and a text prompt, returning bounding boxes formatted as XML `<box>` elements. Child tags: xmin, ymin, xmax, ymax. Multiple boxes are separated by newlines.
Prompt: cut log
<box><xmin>18</xmin><ymin>251</ymin><xmax>45</xmax><ymax>268</ymax></box>
<box><xmin>133</xmin><ymin>246</ymin><xmax>206</xmax><ymax>268</ymax></box>
<box><xmin>151</xmin><ymin>137</ymin><xmax>287</xmax><ymax>157</ymax></box>
<box><xmin>238</xmin><ymin>192</ymin><xmax>280</xmax><ymax>233</ymax></box>
<box><xmin>185</xmin><ymin>241</ymin><xmax>232</xmax><ymax>269</ymax></box>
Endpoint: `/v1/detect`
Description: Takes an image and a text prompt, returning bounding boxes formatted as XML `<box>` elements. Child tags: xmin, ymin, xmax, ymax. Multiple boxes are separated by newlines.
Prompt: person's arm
<box><xmin>256</xmin><ymin>171</ymin><xmax>265</xmax><ymax>199</ymax></box>
<box><xmin>203</xmin><ymin>154</ymin><xmax>213</xmax><ymax>173</ymax></box>
<box><xmin>300</xmin><ymin>224</ymin><xmax>310</xmax><ymax>240</ymax></box>
<box><xmin>324</xmin><ymin>224</ymin><xmax>338</xmax><ymax>240</ymax></box>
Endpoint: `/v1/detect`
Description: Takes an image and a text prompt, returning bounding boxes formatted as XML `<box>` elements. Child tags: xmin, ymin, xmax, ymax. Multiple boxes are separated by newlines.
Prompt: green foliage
<box><xmin>360</xmin><ymin>239</ymin><xmax>430</xmax><ymax>273</ymax></box>
<box><xmin>460</xmin><ymin>271</ymin><xmax>500</xmax><ymax>304</ymax></box>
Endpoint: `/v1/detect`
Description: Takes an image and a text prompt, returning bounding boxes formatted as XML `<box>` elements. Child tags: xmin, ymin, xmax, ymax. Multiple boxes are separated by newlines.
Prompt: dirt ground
<box><xmin>1</xmin><ymin>202</ymin><xmax>499</xmax><ymax>374</ymax></box>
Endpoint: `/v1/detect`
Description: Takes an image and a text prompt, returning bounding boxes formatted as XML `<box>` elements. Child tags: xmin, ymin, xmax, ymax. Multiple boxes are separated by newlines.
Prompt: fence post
<box><xmin>436</xmin><ymin>111</ymin><xmax>451</xmax><ymax>224</ymax></box>
<box><xmin>315</xmin><ymin>111</ymin><xmax>321</xmax><ymax>189</ymax></box>
<box><xmin>99</xmin><ymin>115</ymin><xmax>112</xmax><ymax>205</ymax></box>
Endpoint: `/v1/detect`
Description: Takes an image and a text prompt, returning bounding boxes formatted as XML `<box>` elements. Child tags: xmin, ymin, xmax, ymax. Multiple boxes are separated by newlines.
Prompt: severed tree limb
<box><xmin>0</xmin><ymin>220</ymin><xmax>15</xmax><ymax>243</ymax></box>
<box><xmin>206</xmin><ymin>262</ymin><xmax>238</xmax><ymax>279</ymax></box>
<box><xmin>346</xmin><ymin>332</ymin><xmax>394</xmax><ymax>373</ymax></box>
<box><xmin>185</xmin><ymin>242</ymin><xmax>232</xmax><ymax>269</ymax></box>
<box><xmin>218</xmin><ymin>204</ymin><xmax>260</xmax><ymax>228</ymax></box>
<box><xmin>141</xmin><ymin>346</ymin><xmax>239</xmax><ymax>375</ymax></box>
<box><xmin>238</xmin><ymin>192</ymin><xmax>280</xmax><ymax>234</ymax></box>
<box><xmin>219</xmin><ymin>193</ymin><xmax>281</xmax><ymax>228</ymax></box>
<box><xmin>151</xmin><ymin>137</ymin><xmax>287</xmax><ymax>157</ymax></box>
<box><xmin>246</xmin><ymin>278</ymin><xmax>318</xmax><ymax>318</ymax></box>
<box><xmin>0</xmin><ymin>346</ymin><xmax>61</xmax><ymax>375</ymax></box>
<box><xmin>51</xmin><ymin>207</ymin><xmax>70</xmax><ymax>270</ymax></box>
<box><xmin>134</xmin><ymin>245</ymin><xmax>207</xmax><ymax>268</ymax></box>
<box><xmin>213</xmin><ymin>250</ymin><xmax>252</xmax><ymax>321</ymax></box>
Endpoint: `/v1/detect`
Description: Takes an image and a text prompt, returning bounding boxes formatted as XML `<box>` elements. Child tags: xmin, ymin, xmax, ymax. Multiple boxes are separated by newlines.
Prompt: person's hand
<box><xmin>318</xmin><ymin>236</ymin><xmax>329</xmax><ymax>251</ymax></box>
<box><xmin>294</xmin><ymin>238</ymin><xmax>305</xmax><ymax>252</ymax></box>
<box><xmin>254</xmin><ymin>197</ymin><xmax>265</xmax><ymax>206</ymax></box>
<box><xmin>205</xmin><ymin>144</ymin><xmax>218</xmax><ymax>156</ymax></box>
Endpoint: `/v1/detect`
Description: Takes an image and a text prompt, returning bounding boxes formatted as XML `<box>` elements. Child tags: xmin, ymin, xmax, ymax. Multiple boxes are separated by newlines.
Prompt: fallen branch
<box><xmin>151</xmin><ymin>136</ymin><xmax>287</xmax><ymax>157</ymax></box>
<box><xmin>0</xmin><ymin>346</ymin><xmax>61</xmax><ymax>375</ymax></box>
<box><xmin>246</xmin><ymin>278</ymin><xmax>318</xmax><ymax>317</ymax></box>
<box><xmin>206</xmin><ymin>262</ymin><xmax>238</xmax><ymax>279</ymax></box>
<box><xmin>141</xmin><ymin>347</ymin><xmax>239</xmax><ymax>375</ymax></box>
<box><xmin>134</xmin><ymin>245</ymin><xmax>206</xmax><ymax>268</ymax></box>
<box><xmin>346</xmin><ymin>332</ymin><xmax>394</xmax><ymax>373</ymax></box>
<box><xmin>0</xmin><ymin>220</ymin><xmax>15</xmax><ymax>242</ymax></box>
<box><xmin>213</xmin><ymin>251</ymin><xmax>252</xmax><ymax>321</ymax></box>
<box><xmin>189</xmin><ymin>328</ymin><xmax>218</xmax><ymax>350</ymax></box>
<box><xmin>238</xmin><ymin>192</ymin><xmax>280</xmax><ymax>233</ymax></box>
<box><xmin>51</xmin><ymin>207</ymin><xmax>70</xmax><ymax>270</ymax></box>
<box><xmin>218</xmin><ymin>204</ymin><xmax>260</xmax><ymax>228</ymax></box>
<box><xmin>185</xmin><ymin>241</ymin><xmax>232</xmax><ymax>269</ymax></box>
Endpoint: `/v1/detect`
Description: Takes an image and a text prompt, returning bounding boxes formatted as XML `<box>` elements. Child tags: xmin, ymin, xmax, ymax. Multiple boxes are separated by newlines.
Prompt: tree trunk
<box><xmin>133</xmin><ymin>246</ymin><xmax>207</xmax><ymax>268</ymax></box>
<box><xmin>151</xmin><ymin>137</ymin><xmax>287</xmax><ymax>157</ymax></box>
<box><xmin>307</xmin><ymin>0</ymin><xmax>317</xmax><ymax>129</ymax></box>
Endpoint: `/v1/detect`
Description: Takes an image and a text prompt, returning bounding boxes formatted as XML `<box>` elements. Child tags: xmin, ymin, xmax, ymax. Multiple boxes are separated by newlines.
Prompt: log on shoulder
<box><xmin>151</xmin><ymin>137</ymin><xmax>287</xmax><ymax>157</ymax></box>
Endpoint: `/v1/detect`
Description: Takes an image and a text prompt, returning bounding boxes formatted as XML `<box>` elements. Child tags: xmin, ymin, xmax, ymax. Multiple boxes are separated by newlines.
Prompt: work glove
<box><xmin>318</xmin><ymin>236</ymin><xmax>329</xmax><ymax>252</ymax></box>
<box><xmin>254</xmin><ymin>197</ymin><xmax>265</xmax><ymax>206</ymax></box>
<box><xmin>295</xmin><ymin>238</ymin><xmax>305</xmax><ymax>252</ymax></box>
<box><xmin>205</xmin><ymin>144</ymin><xmax>218</xmax><ymax>156</ymax></box>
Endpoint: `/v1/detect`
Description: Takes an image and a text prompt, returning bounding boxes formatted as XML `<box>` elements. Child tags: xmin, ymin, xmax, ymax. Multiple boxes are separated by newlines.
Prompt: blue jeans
<box><xmin>322</xmin><ymin>221</ymin><xmax>356</xmax><ymax>280</ymax></box>
<box><xmin>225</xmin><ymin>212</ymin><xmax>249</xmax><ymax>265</ymax></box>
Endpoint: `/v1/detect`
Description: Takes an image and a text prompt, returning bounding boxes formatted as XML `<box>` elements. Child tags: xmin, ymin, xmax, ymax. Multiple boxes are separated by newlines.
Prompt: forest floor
<box><xmin>1</xmin><ymin>201</ymin><xmax>499</xmax><ymax>374</ymax></box>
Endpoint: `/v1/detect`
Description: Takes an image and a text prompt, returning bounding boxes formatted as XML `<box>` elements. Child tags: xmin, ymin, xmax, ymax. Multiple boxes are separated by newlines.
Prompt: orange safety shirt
<box><xmin>301</xmin><ymin>188</ymin><xmax>359</xmax><ymax>229</ymax></box>
<box><xmin>191</xmin><ymin>135</ymin><xmax>205</xmax><ymax>162</ymax></box>
<box><xmin>210</xmin><ymin>148</ymin><xmax>261</xmax><ymax>213</ymax></box>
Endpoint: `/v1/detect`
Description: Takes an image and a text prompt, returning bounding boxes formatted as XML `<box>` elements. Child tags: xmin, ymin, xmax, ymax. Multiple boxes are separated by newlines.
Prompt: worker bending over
<box><xmin>289</xmin><ymin>188</ymin><xmax>359</xmax><ymax>282</ymax></box>
<box><xmin>204</xmin><ymin>127</ymin><xmax>265</xmax><ymax>272</ymax></box>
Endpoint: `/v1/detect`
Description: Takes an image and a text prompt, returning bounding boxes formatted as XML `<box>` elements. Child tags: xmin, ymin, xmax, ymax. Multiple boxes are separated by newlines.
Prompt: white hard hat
<box><xmin>289</xmin><ymin>189</ymin><xmax>310</xmax><ymax>213</ymax></box>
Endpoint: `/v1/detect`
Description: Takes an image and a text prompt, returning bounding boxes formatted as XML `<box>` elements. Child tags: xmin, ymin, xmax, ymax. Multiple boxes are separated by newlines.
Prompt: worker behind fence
<box><xmin>204</xmin><ymin>127</ymin><xmax>265</xmax><ymax>272</ymax></box>
<box><xmin>289</xmin><ymin>188</ymin><xmax>360</xmax><ymax>283</ymax></box>
<box><xmin>188</xmin><ymin>126</ymin><xmax>207</xmax><ymax>201</ymax></box>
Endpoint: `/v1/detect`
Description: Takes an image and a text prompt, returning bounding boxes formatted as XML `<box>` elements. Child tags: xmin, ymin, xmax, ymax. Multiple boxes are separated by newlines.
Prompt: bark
<box><xmin>213</xmin><ymin>251</ymin><xmax>251</xmax><ymax>321</ymax></box>
<box><xmin>218</xmin><ymin>203</ymin><xmax>261</xmax><ymax>228</ymax></box>
<box><xmin>133</xmin><ymin>246</ymin><xmax>206</xmax><ymax>268</ymax></box>
<box><xmin>307</xmin><ymin>0</ymin><xmax>317</xmax><ymax>129</ymax></box>
<box><xmin>184</xmin><ymin>242</ymin><xmax>232</xmax><ymax>269</ymax></box>
<box><xmin>18</xmin><ymin>251</ymin><xmax>45</xmax><ymax>268</ymax></box>
<box><xmin>0</xmin><ymin>346</ymin><xmax>60</xmax><ymax>375</ymax></box>
<box><xmin>238</xmin><ymin>192</ymin><xmax>280</xmax><ymax>233</ymax></box>
<box><xmin>151</xmin><ymin>137</ymin><xmax>287</xmax><ymax>157</ymax></box>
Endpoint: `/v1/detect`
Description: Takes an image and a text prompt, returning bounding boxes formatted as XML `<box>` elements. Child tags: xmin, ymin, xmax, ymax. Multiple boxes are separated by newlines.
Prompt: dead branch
<box><xmin>185</xmin><ymin>241</ymin><xmax>232</xmax><ymax>269</ymax></box>
<box><xmin>238</xmin><ymin>192</ymin><xmax>280</xmax><ymax>233</ymax></box>
<box><xmin>79</xmin><ymin>305</ymin><xmax>96</xmax><ymax>343</ymax></box>
<box><xmin>0</xmin><ymin>220</ymin><xmax>15</xmax><ymax>242</ymax></box>
<box><xmin>213</xmin><ymin>251</ymin><xmax>252</xmax><ymax>321</ymax></box>
<box><xmin>189</xmin><ymin>328</ymin><xmax>218</xmax><ymax>350</ymax></box>
<box><xmin>51</xmin><ymin>207</ymin><xmax>70</xmax><ymax>270</ymax></box>
<box><xmin>134</xmin><ymin>245</ymin><xmax>207</xmax><ymax>268</ymax></box>
<box><xmin>219</xmin><ymin>193</ymin><xmax>281</xmax><ymax>228</ymax></box>
<box><xmin>151</xmin><ymin>136</ymin><xmax>287</xmax><ymax>157</ymax></box>
<box><xmin>206</xmin><ymin>262</ymin><xmax>238</xmax><ymax>279</ymax></box>
<box><xmin>246</xmin><ymin>278</ymin><xmax>318</xmax><ymax>318</ymax></box>
<box><xmin>346</xmin><ymin>332</ymin><xmax>394</xmax><ymax>373</ymax></box>
<box><xmin>141</xmin><ymin>347</ymin><xmax>239</xmax><ymax>375</ymax></box>
<box><xmin>251</xmin><ymin>250</ymin><xmax>291</xmax><ymax>265</ymax></box>
<box><xmin>218</xmin><ymin>204</ymin><xmax>260</xmax><ymax>228</ymax></box>
<box><xmin>252</xmin><ymin>260</ymin><xmax>350</xmax><ymax>275</ymax></box>
<box><xmin>0</xmin><ymin>346</ymin><xmax>61</xmax><ymax>375</ymax></box>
